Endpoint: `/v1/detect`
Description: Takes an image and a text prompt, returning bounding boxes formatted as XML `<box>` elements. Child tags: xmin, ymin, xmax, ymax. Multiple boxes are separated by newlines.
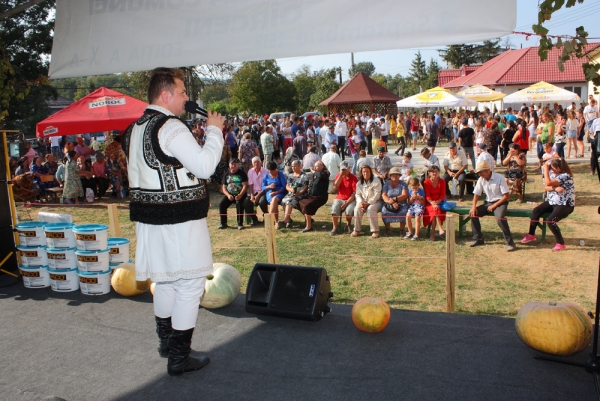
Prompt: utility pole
<box><xmin>338</xmin><ymin>67</ymin><xmax>342</xmax><ymax>85</ymax></box>
<box><xmin>350</xmin><ymin>53</ymin><xmax>355</xmax><ymax>76</ymax></box>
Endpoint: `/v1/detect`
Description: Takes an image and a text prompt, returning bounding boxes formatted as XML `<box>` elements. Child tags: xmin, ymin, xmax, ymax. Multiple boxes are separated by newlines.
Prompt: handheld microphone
<box><xmin>184</xmin><ymin>101</ymin><xmax>208</xmax><ymax>117</ymax></box>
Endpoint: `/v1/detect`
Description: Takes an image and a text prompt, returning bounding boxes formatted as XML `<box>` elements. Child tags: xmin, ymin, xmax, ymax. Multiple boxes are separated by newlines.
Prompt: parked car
<box><xmin>302</xmin><ymin>111</ymin><xmax>321</xmax><ymax>119</ymax></box>
<box><xmin>269</xmin><ymin>112</ymin><xmax>292</xmax><ymax>121</ymax></box>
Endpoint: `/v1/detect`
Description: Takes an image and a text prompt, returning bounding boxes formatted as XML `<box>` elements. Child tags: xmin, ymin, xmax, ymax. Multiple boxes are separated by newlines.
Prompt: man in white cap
<box><xmin>469</xmin><ymin>161</ymin><xmax>516</xmax><ymax>252</ymax></box>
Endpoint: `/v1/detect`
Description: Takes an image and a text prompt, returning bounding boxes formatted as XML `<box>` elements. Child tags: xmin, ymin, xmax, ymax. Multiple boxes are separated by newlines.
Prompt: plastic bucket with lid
<box><xmin>17</xmin><ymin>244</ymin><xmax>48</xmax><ymax>267</ymax></box>
<box><xmin>76</xmin><ymin>249</ymin><xmax>110</xmax><ymax>272</ymax></box>
<box><xmin>73</xmin><ymin>224</ymin><xmax>108</xmax><ymax>251</ymax></box>
<box><xmin>48</xmin><ymin>267</ymin><xmax>79</xmax><ymax>292</ymax></box>
<box><xmin>107</xmin><ymin>238</ymin><xmax>130</xmax><ymax>264</ymax></box>
<box><xmin>110</xmin><ymin>259</ymin><xmax>132</xmax><ymax>271</ymax></box>
<box><xmin>78</xmin><ymin>269</ymin><xmax>111</xmax><ymax>295</ymax></box>
<box><xmin>44</xmin><ymin>223</ymin><xmax>76</xmax><ymax>249</ymax></box>
<box><xmin>16</xmin><ymin>222</ymin><xmax>46</xmax><ymax>247</ymax></box>
<box><xmin>20</xmin><ymin>265</ymin><xmax>50</xmax><ymax>288</ymax></box>
<box><xmin>46</xmin><ymin>247</ymin><xmax>77</xmax><ymax>270</ymax></box>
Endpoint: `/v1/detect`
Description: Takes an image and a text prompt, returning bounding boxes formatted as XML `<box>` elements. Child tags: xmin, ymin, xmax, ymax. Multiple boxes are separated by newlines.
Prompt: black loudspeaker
<box><xmin>0</xmin><ymin>182</ymin><xmax>11</xmax><ymax>228</ymax></box>
<box><xmin>0</xmin><ymin>226</ymin><xmax>18</xmax><ymax>274</ymax></box>
<box><xmin>0</xmin><ymin>137</ymin><xmax>6</xmax><ymax>181</ymax></box>
<box><xmin>245</xmin><ymin>263</ymin><xmax>333</xmax><ymax>321</ymax></box>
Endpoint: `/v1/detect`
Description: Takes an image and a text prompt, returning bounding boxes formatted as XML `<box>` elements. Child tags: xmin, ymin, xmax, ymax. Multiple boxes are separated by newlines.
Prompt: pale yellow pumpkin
<box><xmin>515</xmin><ymin>300</ymin><xmax>592</xmax><ymax>356</ymax></box>
<box><xmin>200</xmin><ymin>263</ymin><xmax>241</xmax><ymax>309</ymax></box>
<box><xmin>111</xmin><ymin>263</ymin><xmax>151</xmax><ymax>296</ymax></box>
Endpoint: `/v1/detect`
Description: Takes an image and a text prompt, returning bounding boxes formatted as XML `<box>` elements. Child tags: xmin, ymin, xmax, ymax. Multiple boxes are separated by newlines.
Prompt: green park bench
<box><xmin>450</xmin><ymin>206</ymin><xmax>549</xmax><ymax>242</ymax></box>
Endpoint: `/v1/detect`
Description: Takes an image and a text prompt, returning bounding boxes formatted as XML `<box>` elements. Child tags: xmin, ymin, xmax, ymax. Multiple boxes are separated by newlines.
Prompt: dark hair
<box><xmin>67</xmin><ymin>150</ymin><xmax>77</xmax><ymax>160</ymax></box>
<box><xmin>148</xmin><ymin>67</ymin><xmax>185</xmax><ymax>103</ymax></box>
<box><xmin>550</xmin><ymin>158</ymin><xmax>573</xmax><ymax>176</ymax></box>
<box><xmin>509</xmin><ymin>143</ymin><xmax>521</xmax><ymax>151</ymax></box>
<box><xmin>266</xmin><ymin>161</ymin><xmax>278</xmax><ymax>171</ymax></box>
<box><xmin>404</xmin><ymin>152</ymin><xmax>412</xmax><ymax>159</ymax></box>
<box><xmin>359</xmin><ymin>165</ymin><xmax>374</xmax><ymax>185</ymax></box>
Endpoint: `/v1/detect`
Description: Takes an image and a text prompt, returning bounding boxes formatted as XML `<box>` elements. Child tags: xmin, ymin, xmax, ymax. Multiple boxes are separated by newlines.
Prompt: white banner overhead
<box><xmin>49</xmin><ymin>0</ymin><xmax>517</xmax><ymax>78</ymax></box>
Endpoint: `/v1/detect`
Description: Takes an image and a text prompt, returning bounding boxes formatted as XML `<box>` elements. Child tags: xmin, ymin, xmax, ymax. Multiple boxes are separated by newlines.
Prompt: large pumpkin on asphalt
<box><xmin>351</xmin><ymin>297</ymin><xmax>391</xmax><ymax>333</ymax></box>
<box><xmin>111</xmin><ymin>263</ymin><xmax>151</xmax><ymax>296</ymax></box>
<box><xmin>200</xmin><ymin>263</ymin><xmax>241</xmax><ymax>309</ymax></box>
<box><xmin>515</xmin><ymin>300</ymin><xmax>592</xmax><ymax>356</ymax></box>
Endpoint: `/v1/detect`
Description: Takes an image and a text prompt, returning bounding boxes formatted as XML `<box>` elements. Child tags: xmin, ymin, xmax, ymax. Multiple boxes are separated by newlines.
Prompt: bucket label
<box><xmin>49</xmin><ymin>273</ymin><xmax>67</xmax><ymax>281</ymax></box>
<box><xmin>46</xmin><ymin>232</ymin><xmax>65</xmax><ymax>239</ymax></box>
<box><xmin>19</xmin><ymin>231</ymin><xmax>37</xmax><ymax>237</ymax></box>
<box><xmin>78</xmin><ymin>255</ymin><xmax>99</xmax><ymax>263</ymax></box>
<box><xmin>109</xmin><ymin>247</ymin><xmax>120</xmax><ymax>254</ymax></box>
<box><xmin>80</xmin><ymin>276</ymin><xmax>99</xmax><ymax>284</ymax></box>
<box><xmin>76</xmin><ymin>233</ymin><xmax>97</xmax><ymax>241</ymax></box>
<box><xmin>20</xmin><ymin>251</ymin><xmax>38</xmax><ymax>258</ymax></box>
<box><xmin>20</xmin><ymin>269</ymin><xmax>40</xmax><ymax>278</ymax></box>
<box><xmin>48</xmin><ymin>253</ymin><xmax>66</xmax><ymax>260</ymax></box>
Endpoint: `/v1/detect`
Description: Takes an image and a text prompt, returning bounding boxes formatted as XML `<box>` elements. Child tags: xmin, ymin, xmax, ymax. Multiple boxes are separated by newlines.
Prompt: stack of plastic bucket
<box><xmin>73</xmin><ymin>224</ymin><xmax>111</xmax><ymax>295</ymax></box>
<box><xmin>107</xmin><ymin>237</ymin><xmax>131</xmax><ymax>271</ymax></box>
<box><xmin>16</xmin><ymin>222</ymin><xmax>50</xmax><ymax>288</ymax></box>
<box><xmin>44</xmin><ymin>223</ymin><xmax>79</xmax><ymax>292</ymax></box>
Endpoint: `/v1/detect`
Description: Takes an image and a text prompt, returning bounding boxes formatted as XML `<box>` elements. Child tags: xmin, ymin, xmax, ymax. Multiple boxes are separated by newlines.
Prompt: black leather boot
<box><xmin>167</xmin><ymin>328</ymin><xmax>210</xmax><ymax>376</ymax></box>
<box><xmin>155</xmin><ymin>316</ymin><xmax>172</xmax><ymax>358</ymax></box>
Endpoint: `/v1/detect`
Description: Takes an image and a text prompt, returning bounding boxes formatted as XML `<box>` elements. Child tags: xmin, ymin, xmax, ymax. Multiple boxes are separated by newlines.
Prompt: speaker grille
<box><xmin>271</xmin><ymin>268</ymin><xmax>319</xmax><ymax>312</ymax></box>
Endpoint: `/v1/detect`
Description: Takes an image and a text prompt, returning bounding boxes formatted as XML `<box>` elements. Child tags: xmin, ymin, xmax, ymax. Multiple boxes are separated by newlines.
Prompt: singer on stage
<box><xmin>122</xmin><ymin>67</ymin><xmax>224</xmax><ymax>376</ymax></box>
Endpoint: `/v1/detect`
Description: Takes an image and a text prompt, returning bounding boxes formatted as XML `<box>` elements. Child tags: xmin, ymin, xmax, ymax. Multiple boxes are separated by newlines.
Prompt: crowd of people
<box><xmin>9</xmin><ymin>134</ymin><xmax>128</xmax><ymax>203</ymax></box>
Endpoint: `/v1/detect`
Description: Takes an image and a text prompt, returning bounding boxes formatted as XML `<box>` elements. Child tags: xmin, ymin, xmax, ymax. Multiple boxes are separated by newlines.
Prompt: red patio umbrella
<box><xmin>36</xmin><ymin>87</ymin><xmax>148</xmax><ymax>137</ymax></box>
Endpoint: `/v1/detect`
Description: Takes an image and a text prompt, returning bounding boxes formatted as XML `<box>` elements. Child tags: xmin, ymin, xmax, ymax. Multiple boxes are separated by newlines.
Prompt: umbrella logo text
<box><xmin>89</xmin><ymin>96</ymin><xmax>127</xmax><ymax>109</ymax></box>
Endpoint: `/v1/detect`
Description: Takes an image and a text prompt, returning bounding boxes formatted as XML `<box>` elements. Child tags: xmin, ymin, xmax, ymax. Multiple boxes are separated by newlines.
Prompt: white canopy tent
<box><xmin>49</xmin><ymin>0</ymin><xmax>517</xmax><ymax>78</ymax></box>
<box><xmin>397</xmin><ymin>87</ymin><xmax>478</xmax><ymax>108</ymax></box>
<box><xmin>502</xmin><ymin>81</ymin><xmax>581</xmax><ymax>104</ymax></box>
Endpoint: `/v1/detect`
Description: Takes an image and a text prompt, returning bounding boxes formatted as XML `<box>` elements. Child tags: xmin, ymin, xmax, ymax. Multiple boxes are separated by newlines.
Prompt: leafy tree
<box><xmin>370</xmin><ymin>73</ymin><xmax>388</xmax><ymax>89</ymax></box>
<box><xmin>229</xmin><ymin>60</ymin><xmax>296</xmax><ymax>114</ymax></box>
<box><xmin>350</xmin><ymin>61</ymin><xmax>376</xmax><ymax>77</ymax></box>
<box><xmin>438</xmin><ymin>44</ymin><xmax>479</xmax><ymax>68</ymax></box>
<box><xmin>426</xmin><ymin>59</ymin><xmax>441</xmax><ymax>89</ymax></box>
<box><xmin>309</xmin><ymin>68</ymin><xmax>340</xmax><ymax>113</ymax></box>
<box><xmin>534</xmin><ymin>0</ymin><xmax>599</xmax><ymax>90</ymax></box>
<box><xmin>291</xmin><ymin>65</ymin><xmax>316</xmax><ymax>113</ymax></box>
<box><xmin>477</xmin><ymin>39</ymin><xmax>502</xmax><ymax>63</ymax></box>
<box><xmin>1</xmin><ymin>0</ymin><xmax>56</xmax><ymax>135</ymax></box>
<box><xmin>408</xmin><ymin>51</ymin><xmax>428</xmax><ymax>92</ymax></box>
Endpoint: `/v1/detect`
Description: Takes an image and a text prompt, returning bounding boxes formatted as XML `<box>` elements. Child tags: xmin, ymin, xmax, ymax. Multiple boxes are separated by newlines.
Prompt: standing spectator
<box><xmin>218</xmin><ymin>158</ymin><xmax>249</xmax><ymax>230</ymax></box>
<box><xmin>23</xmin><ymin>142</ymin><xmax>36</xmax><ymax>165</ymax></box>
<box><xmin>583</xmin><ymin>98</ymin><xmax>598</xmax><ymax>133</ymax></box>
<box><xmin>302</xmin><ymin>145</ymin><xmax>321</xmax><ymax>171</ymax></box>
<box><xmin>211</xmin><ymin>141</ymin><xmax>232</xmax><ymax>191</ymax></box>
<box><xmin>75</xmin><ymin>136</ymin><xmax>94</xmax><ymax>160</ymax></box>
<box><xmin>322</xmin><ymin>144</ymin><xmax>342</xmax><ymax>193</ymax></box>
<box><xmin>394</xmin><ymin>114</ymin><xmax>407</xmax><ymax>156</ymax></box>
<box><xmin>379</xmin><ymin>117</ymin><xmax>389</xmax><ymax>150</ymax></box>
<box><xmin>566</xmin><ymin>109</ymin><xmax>579</xmax><ymax>158</ymax></box>
<box><xmin>425</xmin><ymin>115</ymin><xmax>439</xmax><ymax>154</ymax></box>
<box><xmin>458</xmin><ymin>119</ymin><xmax>476</xmax><ymax>170</ymax></box>
<box><xmin>293</xmin><ymin>131</ymin><xmax>308</xmax><ymax>159</ymax></box>
<box><xmin>106</xmin><ymin>152</ymin><xmax>125</xmax><ymax>198</ymax></box>
<box><xmin>335</xmin><ymin>116</ymin><xmax>347</xmax><ymax>160</ymax></box>
<box><xmin>372</xmin><ymin>146</ymin><xmax>391</xmax><ymax>183</ymax></box>
<box><xmin>225</xmin><ymin>125</ymin><xmax>238</xmax><ymax>157</ymax></box>
<box><xmin>502</xmin><ymin>143</ymin><xmax>527</xmax><ymax>203</ymax></box>
<box><xmin>50</xmin><ymin>135</ymin><xmax>61</xmax><ymax>161</ymax></box>
<box><xmin>238</xmin><ymin>132</ymin><xmax>259</xmax><ymax>172</ymax></box>
<box><xmin>260</xmin><ymin>126</ymin><xmax>275</xmax><ymax>165</ymax></box>
<box><xmin>469</xmin><ymin>161</ymin><xmax>517</xmax><ymax>252</ymax></box>
<box><xmin>63</xmin><ymin>150</ymin><xmax>83</xmax><ymax>204</ymax></box>
<box><xmin>554</xmin><ymin>111</ymin><xmax>567</xmax><ymax>158</ymax></box>
<box><xmin>323</xmin><ymin>124</ymin><xmax>338</xmax><ymax>151</ymax></box>
<box><xmin>282</xmin><ymin>121</ymin><xmax>293</xmax><ymax>154</ymax></box>
<box><xmin>93</xmin><ymin>152</ymin><xmax>109</xmax><ymax>198</ymax></box>
<box><xmin>442</xmin><ymin>142</ymin><xmax>468</xmax><ymax>201</ymax></box>
<box><xmin>347</xmin><ymin>128</ymin><xmax>361</xmax><ymax>173</ymax></box>
<box><xmin>330</xmin><ymin>162</ymin><xmax>357</xmax><ymax>235</ymax></box>
<box><xmin>351</xmin><ymin>165</ymin><xmax>382</xmax><ymax>238</ymax></box>
<box><xmin>500</xmin><ymin>121</ymin><xmax>515</xmax><ymax>161</ymax></box>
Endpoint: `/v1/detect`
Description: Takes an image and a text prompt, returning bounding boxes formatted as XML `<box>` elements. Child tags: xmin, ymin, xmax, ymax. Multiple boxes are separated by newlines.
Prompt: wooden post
<box><xmin>107</xmin><ymin>204</ymin><xmax>121</xmax><ymax>237</ymax></box>
<box><xmin>263</xmin><ymin>214</ymin><xmax>278</xmax><ymax>264</ymax></box>
<box><xmin>445</xmin><ymin>213</ymin><xmax>456</xmax><ymax>312</ymax></box>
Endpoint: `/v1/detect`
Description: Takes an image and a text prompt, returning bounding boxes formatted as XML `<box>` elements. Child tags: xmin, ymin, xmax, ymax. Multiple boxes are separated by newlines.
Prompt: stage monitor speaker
<box><xmin>245</xmin><ymin>263</ymin><xmax>333</xmax><ymax>321</ymax></box>
<box><xmin>0</xmin><ymin>181</ymin><xmax>11</xmax><ymax>228</ymax></box>
<box><xmin>0</xmin><ymin>137</ymin><xmax>5</xmax><ymax>181</ymax></box>
<box><xmin>0</xmin><ymin>226</ymin><xmax>18</xmax><ymax>274</ymax></box>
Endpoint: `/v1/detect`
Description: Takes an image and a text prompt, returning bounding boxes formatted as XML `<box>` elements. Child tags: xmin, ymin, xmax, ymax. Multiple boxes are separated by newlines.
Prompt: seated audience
<box><xmin>351</xmin><ymin>165</ymin><xmax>382</xmax><ymax>238</ymax></box>
<box><xmin>381</xmin><ymin>166</ymin><xmax>409</xmax><ymax>236</ymax></box>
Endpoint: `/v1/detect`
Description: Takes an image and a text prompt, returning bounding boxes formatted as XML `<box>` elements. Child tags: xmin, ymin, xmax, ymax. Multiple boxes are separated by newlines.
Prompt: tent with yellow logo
<box><xmin>502</xmin><ymin>81</ymin><xmax>580</xmax><ymax>104</ymax></box>
<box><xmin>458</xmin><ymin>84</ymin><xmax>507</xmax><ymax>102</ymax></box>
<box><xmin>396</xmin><ymin>87</ymin><xmax>478</xmax><ymax>108</ymax></box>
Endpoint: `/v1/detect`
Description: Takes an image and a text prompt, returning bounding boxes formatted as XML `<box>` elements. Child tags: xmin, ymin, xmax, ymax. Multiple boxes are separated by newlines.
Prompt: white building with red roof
<box><xmin>439</xmin><ymin>43</ymin><xmax>600</xmax><ymax>107</ymax></box>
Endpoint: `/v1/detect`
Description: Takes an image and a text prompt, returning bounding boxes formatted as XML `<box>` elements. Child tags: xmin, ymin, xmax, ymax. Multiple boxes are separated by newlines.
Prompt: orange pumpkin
<box><xmin>515</xmin><ymin>300</ymin><xmax>592</xmax><ymax>356</ymax></box>
<box><xmin>351</xmin><ymin>297</ymin><xmax>390</xmax><ymax>333</ymax></box>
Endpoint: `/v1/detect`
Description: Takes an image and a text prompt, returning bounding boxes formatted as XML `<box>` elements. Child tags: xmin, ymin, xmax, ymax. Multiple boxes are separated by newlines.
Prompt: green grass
<box><xmin>16</xmin><ymin>161</ymin><xmax>600</xmax><ymax>317</ymax></box>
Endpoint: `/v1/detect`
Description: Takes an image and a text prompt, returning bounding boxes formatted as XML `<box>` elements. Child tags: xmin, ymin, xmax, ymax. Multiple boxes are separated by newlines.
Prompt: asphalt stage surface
<box><xmin>0</xmin><ymin>281</ymin><xmax>596</xmax><ymax>401</ymax></box>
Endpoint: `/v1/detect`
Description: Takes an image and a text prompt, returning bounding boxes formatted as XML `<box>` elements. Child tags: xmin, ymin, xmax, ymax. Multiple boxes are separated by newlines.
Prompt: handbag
<box><xmin>438</xmin><ymin>200</ymin><xmax>456</xmax><ymax>211</ymax></box>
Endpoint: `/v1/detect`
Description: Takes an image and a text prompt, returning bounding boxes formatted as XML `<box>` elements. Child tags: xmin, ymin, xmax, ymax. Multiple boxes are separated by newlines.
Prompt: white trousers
<box><xmin>354</xmin><ymin>201</ymin><xmax>383</xmax><ymax>233</ymax></box>
<box><xmin>154</xmin><ymin>277</ymin><xmax>206</xmax><ymax>330</ymax></box>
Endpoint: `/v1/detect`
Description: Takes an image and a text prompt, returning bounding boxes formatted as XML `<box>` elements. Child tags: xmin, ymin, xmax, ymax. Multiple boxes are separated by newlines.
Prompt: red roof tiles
<box><xmin>319</xmin><ymin>72</ymin><xmax>401</xmax><ymax>106</ymax></box>
<box><xmin>442</xmin><ymin>43</ymin><xmax>600</xmax><ymax>89</ymax></box>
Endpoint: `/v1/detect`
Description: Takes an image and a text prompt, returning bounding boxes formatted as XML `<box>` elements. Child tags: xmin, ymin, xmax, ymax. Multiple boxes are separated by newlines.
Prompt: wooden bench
<box><xmin>48</xmin><ymin>187</ymin><xmax>63</xmax><ymax>202</ymax></box>
<box><xmin>450</xmin><ymin>206</ymin><xmax>549</xmax><ymax>242</ymax></box>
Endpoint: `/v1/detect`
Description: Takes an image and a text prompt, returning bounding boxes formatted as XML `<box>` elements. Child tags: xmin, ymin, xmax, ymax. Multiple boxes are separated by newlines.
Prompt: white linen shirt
<box><xmin>473</xmin><ymin>172</ymin><xmax>509</xmax><ymax>203</ymax></box>
<box><xmin>355</xmin><ymin>178</ymin><xmax>382</xmax><ymax>204</ymax></box>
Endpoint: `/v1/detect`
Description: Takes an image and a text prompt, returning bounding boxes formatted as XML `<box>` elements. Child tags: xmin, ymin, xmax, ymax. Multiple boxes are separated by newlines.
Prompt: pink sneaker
<box><xmin>521</xmin><ymin>234</ymin><xmax>536</xmax><ymax>244</ymax></box>
<box><xmin>552</xmin><ymin>244</ymin><xmax>567</xmax><ymax>252</ymax></box>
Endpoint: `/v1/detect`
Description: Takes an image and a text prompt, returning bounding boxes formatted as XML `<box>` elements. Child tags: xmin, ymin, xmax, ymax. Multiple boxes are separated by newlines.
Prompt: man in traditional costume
<box><xmin>122</xmin><ymin>67</ymin><xmax>224</xmax><ymax>376</ymax></box>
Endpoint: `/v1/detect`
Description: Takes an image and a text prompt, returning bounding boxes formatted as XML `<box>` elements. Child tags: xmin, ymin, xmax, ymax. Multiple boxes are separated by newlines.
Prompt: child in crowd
<box><xmin>399</xmin><ymin>152</ymin><xmax>414</xmax><ymax>182</ymax></box>
<box><xmin>276</xmin><ymin>156</ymin><xmax>284</xmax><ymax>172</ymax></box>
<box><xmin>404</xmin><ymin>178</ymin><xmax>426</xmax><ymax>241</ymax></box>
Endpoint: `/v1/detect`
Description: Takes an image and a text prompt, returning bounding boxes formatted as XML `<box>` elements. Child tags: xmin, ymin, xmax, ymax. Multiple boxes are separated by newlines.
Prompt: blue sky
<box><xmin>275</xmin><ymin>1</ymin><xmax>600</xmax><ymax>79</ymax></box>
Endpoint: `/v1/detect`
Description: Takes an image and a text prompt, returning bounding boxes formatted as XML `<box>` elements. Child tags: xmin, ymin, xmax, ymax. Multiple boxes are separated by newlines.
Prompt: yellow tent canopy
<box><xmin>458</xmin><ymin>84</ymin><xmax>507</xmax><ymax>102</ymax></box>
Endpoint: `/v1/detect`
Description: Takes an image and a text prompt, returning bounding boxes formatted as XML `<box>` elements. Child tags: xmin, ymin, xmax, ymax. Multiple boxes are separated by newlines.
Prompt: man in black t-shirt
<box><xmin>458</xmin><ymin>119</ymin><xmax>476</xmax><ymax>171</ymax></box>
<box><xmin>219</xmin><ymin>158</ymin><xmax>250</xmax><ymax>230</ymax></box>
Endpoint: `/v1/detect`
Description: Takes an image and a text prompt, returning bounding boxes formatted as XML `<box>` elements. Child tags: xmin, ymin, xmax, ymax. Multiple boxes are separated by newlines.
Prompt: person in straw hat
<box><xmin>468</xmin><ymin>161</ymin><xmax>517</xmax><ymax>252</ymax></box>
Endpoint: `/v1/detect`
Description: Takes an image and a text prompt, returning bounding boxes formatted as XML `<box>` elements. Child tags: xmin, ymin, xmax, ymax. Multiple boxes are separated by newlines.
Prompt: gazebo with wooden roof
<box><xmin>319</xmin><ymin>72</ymin><xmax>401</xmax><ymax>116</ymax></box>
